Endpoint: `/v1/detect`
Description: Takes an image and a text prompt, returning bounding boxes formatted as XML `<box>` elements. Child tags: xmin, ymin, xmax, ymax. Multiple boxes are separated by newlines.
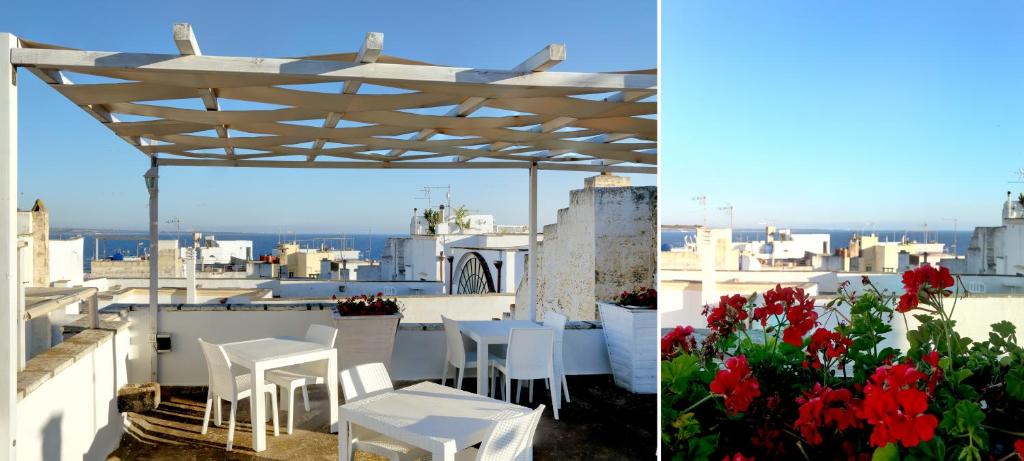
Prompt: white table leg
<box><xmin>476</xmin><ymin>339</ymin><xmax>488</xmax><ymax>395</ymax></box>
<box><xmin>338</xmin><ymin>419</ymin><xmax>351</xmax><ymax>461</ymax></box>
<box><xmin>327</xmin><ymin>353</ymin><xmax>339</xmax><ymax>433</ymax></box>
<box><xmin>252</xmin><ymin>365</ymin><xmax>267</xmax><ymax>452</ymax></box>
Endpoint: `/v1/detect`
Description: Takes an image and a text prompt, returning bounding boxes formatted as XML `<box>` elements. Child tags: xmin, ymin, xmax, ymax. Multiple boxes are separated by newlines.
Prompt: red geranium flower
<box><xmin>1014</xmin><ymin>439</ymin><xmax>1024</xmax><ymax>459</ymax></box>
<box><xmin>661</xmin><ymin>325</ymin><xmax>697</xmax><ymax>360</ymax></box>
<box><xmin>858</xmin><ymin>363</ymin><xmax>938</xmax><ymax>448</ymax></box>
<box><xmin>793</xmin><ymin>384</ymin><xmax>861</xmax><ymax>446</ymax></box>
<box><xmin>710</xmin><ymin>355</ymin><xmax>761</xmax><ymax>414</ymax></box>
<box><xmin>758</xmin><ymin>285</ymin><xmax>819</xmax><ymax>347</ymax></box>
<box><xmin>806</xmin><ymin>327</ymin><xmax>853</xmax><ymax>369</ymax></box>
<box><xmin>705</xmin><ymin>294</ymin><xmax>749</xmax><ymax>335</ymax></box>
<box><xmin>753</xmin><ymin>284</ymin><xmax>788</xmax><ymax>326</ymax></box>
<box><xmin>898</xmin><ymin>265</ymin><xmax>955</xmax><ymax>312</ymax></box>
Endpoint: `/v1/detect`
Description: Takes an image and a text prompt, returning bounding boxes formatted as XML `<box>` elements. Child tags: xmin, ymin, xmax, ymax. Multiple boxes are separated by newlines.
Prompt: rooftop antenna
<box><xmin>718</xmin><ymin>203</ymin><xmax>734</xmax><ymax>229</ymax></box>
<box><xmin>1011</xmin><ymin>168</ymin><xmax>1024</xmax><ymax>183</ymax></box>
<box><xmin>166</xmin><ymin>217</ymin><xmax>182</xmax><ymax>247</ymax></box>
<box><xmin>693</xmin><ymin>195</ymin><xmax>708</xmax><ymax>227</ymax></box>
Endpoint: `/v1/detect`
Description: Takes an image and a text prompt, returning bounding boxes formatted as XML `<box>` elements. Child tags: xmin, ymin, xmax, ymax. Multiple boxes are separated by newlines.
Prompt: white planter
<box><xmin>597</xmin><ymin>302</ymin><xmax>657</xmax><ymax>394</ymax></box>
<box><xmin>330</xmin><ymin>312</ymin><xmax>402</xmax><ymax>373</ymax></box>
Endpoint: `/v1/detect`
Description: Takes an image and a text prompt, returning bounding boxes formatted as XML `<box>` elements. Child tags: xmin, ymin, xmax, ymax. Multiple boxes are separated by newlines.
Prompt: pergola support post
<box><xmin>527</xmin><ymin>164</ymin><xmax>538</xmax><ymax>322</ymax></box>
<box><xmin>0</xmin><ymin>32</ymin><xmax>19</xmax><ymax>460</ymax></box>
<box><xmin>145</xmin><ymin>160</ymin><xmax>159</xmax><ymax>382</ymax></box>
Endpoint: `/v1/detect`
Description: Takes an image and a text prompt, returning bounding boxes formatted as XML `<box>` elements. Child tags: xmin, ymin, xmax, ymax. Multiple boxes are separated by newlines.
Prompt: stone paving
<box><xmin>107</xmin><ymin>375</ymin><xmax>655</xmax><ymax>460</ymax></box>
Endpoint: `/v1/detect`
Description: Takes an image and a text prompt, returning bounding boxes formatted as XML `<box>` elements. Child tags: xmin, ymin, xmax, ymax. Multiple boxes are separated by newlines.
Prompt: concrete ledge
<box><xmin>16</xmin><ymin>329</ymin><xmax>115</xmax><ymax>400</ymax></box>
<box><xmin>397</xmin><ymin>320</ymin><xmax>604</xmax><ymax>331</ymax></box>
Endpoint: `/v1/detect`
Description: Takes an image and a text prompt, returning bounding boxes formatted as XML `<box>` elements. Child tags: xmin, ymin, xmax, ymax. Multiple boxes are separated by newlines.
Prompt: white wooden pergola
<box><xmin>0</xmin><ymin>25</ymin><xmax>655</xmax><ymax>455</ymax></box>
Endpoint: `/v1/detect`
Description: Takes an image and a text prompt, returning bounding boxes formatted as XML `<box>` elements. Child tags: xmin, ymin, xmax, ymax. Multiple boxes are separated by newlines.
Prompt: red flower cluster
<box><xmin>336</xmin><ymin>293</ymin><xmax>402</xmax><ymax>316</ymax></box>
<box><xmin>859</xmin><ymin>363</ymin><xmax>938</xmax><ymax>448</ymax></box>
<box><xmin>805</xmin><ymin>327</ymin><xmax>853</xmax><ymax>369</ymax></box>
<box><xmin>705</xmin><ymin>294</ymin><xmax>749</xmax><ymax>336</ymax></box>
<box><xmin>661</xmin><ymin>325</ymin><xmax>697</xmax><ymax>360</ymax></box>
<box><xmin>710</xmin><ymin>355</ymin><xmax>761</xmax><ymax>415</ymax></box>
<box><xmin>793</xmin><ymin>384</ymin><xmax>861</xmax><ymax>445</ymax></box>
<box><xmin>753</xmin><ymin>284</ymin><xmax>788</xmax><ymax>326</ymax></box>
<box><xmin>615</xmin><ymin>286</ymin><xmax>657</xmax><ymax>308</ymax></box>
<box><xmin>897</xmin><ymin>265</ymin><xmax>955</xmax><ymax>312</ymax></box>
<box><xmin>1015</xmin><ymin>439</ymin><xmax>1024</xmax><ymax>460</ymax></box>
<box><xmin>760</xmin><ymin>285</ymin><xmax>820</xmax><ymax>347</ymax></box>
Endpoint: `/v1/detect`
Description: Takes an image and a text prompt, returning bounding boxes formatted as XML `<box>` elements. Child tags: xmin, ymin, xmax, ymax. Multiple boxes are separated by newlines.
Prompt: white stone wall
<box><xmin>16</xmin><ymin>328</ymin><xmax>129</xmax><ymax>461</ymax></box>
<box><xmin>520</xmin><ymin>177</ymin><xmax>656</xmax><ymax>321</ymax></box>
<box><xmin>48</xmin><ymin>237</ymin><xmax>84</xmax><ymax>286</ymax></box>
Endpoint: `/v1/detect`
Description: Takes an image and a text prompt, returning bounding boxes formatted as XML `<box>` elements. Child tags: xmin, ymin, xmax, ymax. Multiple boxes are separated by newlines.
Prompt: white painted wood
<box><xmin>512</xmin><ymin>44</ymin><xmax>565</xmax><ymax>73</ymax></box>
<box><xmin>172</xmin><ymin>23</ymin><xmax>202</xmax><ymax>56</ymax></box>
<box><xmin>12</xmin><ymin>36</ymin><xmax>656</xmax><ymax>174</ymax></box>
<box><xmin>153</xmin><ymin>157</ymin><xmax>656</xmax><ymax>174</ymax></box>
<box><xmin>0</xmin><ymin>32</ymin><xmax>18</xmax><ymax>461</ymax></box>
<box><xmin>338</xmin><ymin>381</ymin><xmax>531</xmax><ymax>461</ymax></box>
<box><xmin>147</xmin><ymin>163</ymin><xmax>159</xmax><ymax>383</ymax></box>
<box><xmin>528</xmin><ymin>164</ymin><xmax>538</xmax><ymax>322</ymax></box>
<box><xmin>173</xmin><ymin>24</ymin><xmax>234</xmax><ymax>156</ymax></box>
<box><xmin>221</xmin><ymin>337</ymin><xmax>338</xmax><ymax>452</ymax></box>
<box><xmin>597</xmin><ymin>302</ymin><xmax>657</xmax><ymax>394</ymax></box>
<box><xmin>310</xmin><ymin>32</ymin><xmax>383</xmax><ymax>161</ymax></box>
<box><xmin>390</xmin><ymin>43</ymin><xmax>565</xmax><ymax>159</ymax></box>
<box><xmin>10</xmin><ymin>48</ymin><xmax>655</xmax><ymax>92</ymax></box>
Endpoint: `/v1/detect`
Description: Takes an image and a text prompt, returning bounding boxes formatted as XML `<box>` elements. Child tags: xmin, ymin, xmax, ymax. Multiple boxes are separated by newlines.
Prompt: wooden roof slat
<box><xmin>13</xmin><ymin>32</ymin><xmax>656</xmax><ymax>173</ymax></box>
<box><xmin>388</xmin><ymin>43</ymin><xmax>566</xmax><ymax>160</ymax></box>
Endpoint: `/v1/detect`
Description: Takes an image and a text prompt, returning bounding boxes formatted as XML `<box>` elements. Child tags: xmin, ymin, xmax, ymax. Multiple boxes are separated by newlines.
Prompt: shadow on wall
<box><xmin>42</xmin><ymin>413</ymin><xmax>62</xmax><ymax>461</ymax></box>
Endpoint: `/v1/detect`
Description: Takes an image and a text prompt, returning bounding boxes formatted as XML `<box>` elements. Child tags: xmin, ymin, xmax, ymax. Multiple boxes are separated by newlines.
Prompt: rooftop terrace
<box><xmin>108</xmin><ymin>376</ymin><xmax>654</xmax><ymax>460</ymax></box>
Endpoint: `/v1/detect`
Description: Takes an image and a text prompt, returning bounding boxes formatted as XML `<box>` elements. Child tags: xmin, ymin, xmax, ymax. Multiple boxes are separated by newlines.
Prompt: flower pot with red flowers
<box><xmin>661</xmin><ymin>267</ymin><xmax>1024</xmax><ymax>461</ymax></box>
<box><xmin>598</xmin><ymin>286</ymin><xmax>658</xmax><ymax>394</ymax></box>
<box><xmin>331</xmin><ymin>293</ymin><xmax>403</xmax><ymax>372</ymax></box>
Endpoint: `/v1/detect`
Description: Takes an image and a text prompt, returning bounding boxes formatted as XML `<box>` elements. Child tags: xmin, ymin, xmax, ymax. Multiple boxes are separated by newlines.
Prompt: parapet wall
<box><xmin>521</xmin><ymin>177</ymin><xmax>657</xmax><ymax>321</ymax></box>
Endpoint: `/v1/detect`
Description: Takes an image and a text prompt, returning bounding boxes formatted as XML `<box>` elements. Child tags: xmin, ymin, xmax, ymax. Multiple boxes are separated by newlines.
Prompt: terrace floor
<box><xmin>107</xmin><ymin>375</ymin><xmax>655</xmax><ymax>460</ymax></box>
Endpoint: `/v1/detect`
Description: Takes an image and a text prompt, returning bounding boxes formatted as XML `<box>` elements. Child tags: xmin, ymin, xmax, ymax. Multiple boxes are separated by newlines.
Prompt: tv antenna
<box><xmin>718</xmin><ymin>203</ymin><xmax>734</xmax><ymax>229</ymax></box>
<box><xmin>414</xmin><ymin>185</ymin><xmax>452</xmax><ymax>211</ymax></box>
<box><xmin>1011</xmin><ymin>168</ymin><xmax>1024</xmax><ymax>183</ymax></box>
<box><xmin>693</xmin><ymin>195</ymin><xmax>708</xmax><ymax>227</ymax></box>
<box><xmin>165</xmin><ymin>217</ymin><xmax>182</xmax><ymax>246</ymax></box>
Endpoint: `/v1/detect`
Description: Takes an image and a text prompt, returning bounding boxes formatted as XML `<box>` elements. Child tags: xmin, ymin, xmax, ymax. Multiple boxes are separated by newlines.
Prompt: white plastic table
<box><xmin>457</xmin><ymin>320</ymin><xmax>560</xmax><ymax>404</ymax></box>
<box><xmin>338</xmin><ymin>381</ymin><xmax>531</xmax><ymax>461</ymax></box>
<box><xmin>222</xmin><ymin>337</ymin><xmax>338</xmax><ymax>452</ymax></box>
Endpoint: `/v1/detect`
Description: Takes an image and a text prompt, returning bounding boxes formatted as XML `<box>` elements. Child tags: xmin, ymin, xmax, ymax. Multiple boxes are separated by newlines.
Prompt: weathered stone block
<box><xmin>118</xmin><ymin>382</ymin><xmax>161</xmax><ymax>413</ymax></box>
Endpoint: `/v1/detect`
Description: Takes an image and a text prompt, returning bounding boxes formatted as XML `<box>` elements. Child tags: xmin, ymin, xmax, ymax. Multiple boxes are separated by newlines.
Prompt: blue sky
<box><xmin>5</xmin><ymin>0</ymin><xmax>655</xmax><ymax>233</ymax></box>
<box><xmin>662</xmin><ymin>1</ymin><xmax>1024</xmax><ymax>230</ymax></box>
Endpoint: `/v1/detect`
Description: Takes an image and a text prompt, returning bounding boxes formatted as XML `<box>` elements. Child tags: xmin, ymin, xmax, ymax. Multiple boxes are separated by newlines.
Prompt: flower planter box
<box><xmin>598</xmin><ymin>302</ymin><xmax>657</xmax><ymax>394</ymax></box>
<box><xmin>330</xmin><ymin>312</ymin><xmax>402</xmax><ymax>372</ymax></box>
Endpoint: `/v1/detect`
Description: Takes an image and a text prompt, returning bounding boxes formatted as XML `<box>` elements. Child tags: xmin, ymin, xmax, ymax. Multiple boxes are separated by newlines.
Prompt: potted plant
<box><xmin>660</xmin><ymin>267</ymin><xmax>1024</xmax><ymax>461</ymax></box>
<box><xmin>332</xmin><ymin>293</ymin><xmax>403</xmax><ymax>372</ymax></box>
<box><xmin>599</xmin><ymin>286</ymin><xmax>658</xmax><ymax>394</ymax></box>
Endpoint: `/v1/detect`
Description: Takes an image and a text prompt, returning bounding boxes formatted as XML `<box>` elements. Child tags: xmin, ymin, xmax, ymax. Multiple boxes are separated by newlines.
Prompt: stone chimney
<box><xmin>584</xmin><ymin>173</ymin><xmax>631</xmax><ymax>189</ymax></box>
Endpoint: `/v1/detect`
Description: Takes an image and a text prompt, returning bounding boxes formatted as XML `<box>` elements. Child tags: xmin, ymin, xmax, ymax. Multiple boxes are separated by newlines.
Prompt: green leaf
<box><xmin>991</xmin><ymin>320</ymin><xmax>1017</xmax><ymax>344</ymax></box>
<box><xmin>872</xmin><ymin>443</ymin><xmax>900</xmax><ymax>461</ymax></box>
<box><xmin>1007</xmin><ymin>366</ymin><xmax>1024</xmax><ymax>400</ymax></box>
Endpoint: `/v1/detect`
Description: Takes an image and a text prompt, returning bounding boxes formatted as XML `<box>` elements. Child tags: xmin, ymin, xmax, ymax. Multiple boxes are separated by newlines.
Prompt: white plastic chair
<box><xmin>441</xmin><ymin>316</ymin><xmax>478</xmax><ymax>391</ymax></box>
<box><xmin>543</xmin><ymin>312</ymin><xmax>572</xmax><ymax>407</ymax></box>
<box><xmin>266</xmin><ymin>324</ymin><xmax>338</xmax><ymax>434</ymax></box>
<box><xmin>489</xmin><ymin>328</ymin><xmax>559</xmax><ymax>420</ymax></box>
<box><xmin>339</xmin><ymin>363</ymin><xmax>431</xmax><ymax>461</ymax></box>
<box><xmin>454</xmin><ymin>405</ymin><xmax>545</xmax><ymax>461</ymax></box>
<box><xmin>198</xmin><ymin>338</ymin><xmax>280</xmax><ymax>451</ymax></box>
